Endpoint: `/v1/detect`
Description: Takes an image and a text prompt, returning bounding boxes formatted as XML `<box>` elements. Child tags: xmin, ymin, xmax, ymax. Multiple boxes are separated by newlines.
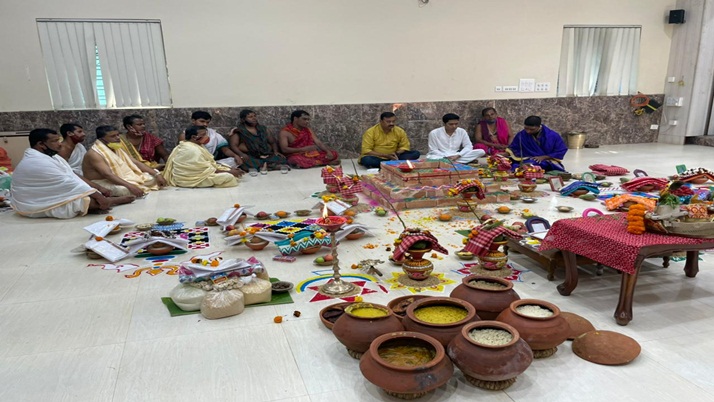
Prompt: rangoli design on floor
<box><xmin>296</xmin><ymin>272</ymin><xmax>389</xmax><ymax>302</ymax></box>
<box><xmin>384</xmin><ymin>272</ymin><xmax>457</xmax><ymax>294</ymax></box>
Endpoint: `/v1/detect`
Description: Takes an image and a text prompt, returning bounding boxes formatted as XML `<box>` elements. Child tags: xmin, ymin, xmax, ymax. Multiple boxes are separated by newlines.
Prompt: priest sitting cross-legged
<box><xmin>11</xmin><ymin>128</ymin><xmax>135</xmax><ymax>218</ymax></box>
<box><xmin>83</xmin><ymin>125</ymin><xmax>167</xmax><ymax>197</ymax></box>
<box><xmin>163</xmin><ymin>125</ymin><xmax>242</xmax><ymax>188</ymax></box>
<box><xmin>507</xmin><ymin>115</ymin><xmax>568</xmax><ymax>172</ymax></box>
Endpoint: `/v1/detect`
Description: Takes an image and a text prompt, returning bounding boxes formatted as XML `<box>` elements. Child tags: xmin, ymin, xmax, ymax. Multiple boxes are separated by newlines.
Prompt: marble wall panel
<box><xmin>0</xmin><ymin>95</ymin><xmax>668</xmax><ymax>157</ymax></box>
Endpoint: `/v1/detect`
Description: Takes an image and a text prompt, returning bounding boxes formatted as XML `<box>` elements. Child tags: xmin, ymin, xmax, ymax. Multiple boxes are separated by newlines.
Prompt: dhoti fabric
<box><xmin>11</xmin><ymin>148</ymin><xmax>96</xmax><ymax>219</ymax></box>
<box><xmin>163</xmin><ymin>141</ymin><xmax>238</xmax><ymax>188</ymax></box>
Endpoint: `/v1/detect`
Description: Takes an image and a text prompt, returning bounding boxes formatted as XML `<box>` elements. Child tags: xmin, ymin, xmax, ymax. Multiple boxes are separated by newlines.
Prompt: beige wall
<box><xmin>0</xmin><ymin>0</ymin><xmax>675</xmax><ymax>112</ymax></box>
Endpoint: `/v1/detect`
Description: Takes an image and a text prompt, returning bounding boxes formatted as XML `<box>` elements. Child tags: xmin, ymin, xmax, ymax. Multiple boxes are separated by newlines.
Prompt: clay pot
<box><xmin>456</xmin><ymin>201</ymin><xmax>472</xmax><ymax>213</ymax></box>
<box><xmin>518</xmin><ymin>183</ymin><xmax>537</xmax><ymax>193</ymax></box>
<box><xmin>300</xmin><ymin>245</ymin><xmax>322</xmax><ymax>254</ymax></box>
<box><xmin>360</xmin><ymin>331</ymin><xmax>454</xmax><ymax>400</ymax></box>
<box><xmin>478</xmin><ymin>250</ymin><xmax>508</xmax><ymax>271</ymax></box>
<box><xmin>345</xmin><ymin>230</ymin><xmax>365</xmax><ymax>240</ymax></box>
<box><xmin>147</xmin><ymin>242</ymin><xmax>174</xmax><ymax>256</ymax></box>
<box><xmin>447</xmin><ymin>321</ymin><xmax>533</xmax><ymax>390</ymax></box>
<box><xmin>237</xmin><ymin>213</ymin><xmax>247</xmax><ymax>223</ymax></box>
<box><xmin>403</xmin><ymin>297</ymin><xmax>480</xmax><ymax>347</ymax></box>
<box><xmin>450</xmin><ymin>275</ymin><xmax>520</xmax><ymax>320</ymax></box>
<box><xmin>332</xmin><ymin>303</ymin><xmax>404</xmax><ymax>358</ymax></box>
<box><xmin>319</xmin><ymin>301</ymin><xmax>352</xmax><ymax>330</ymax></box>
<box><xmin>496</xmin><ymin>299</ymin><xmax>569</xmax><ymax>358</ymax></box>
<box><xmin>402</xmin><ymin>257</ymin><xmax>434</xmax><ymax>280</ymax></box>
<box><xmin>387</xmin><ymin>295</ymin><xmax>430</xmax><ymax>324</ymax></box>
<box><xmin>246</xmin><ymin>238</ymin><xmax>269</xmax><ymax>251</ymax></box>
<box><xmin>571</xmin><ymin>189</ymin><xmax>588</xmax><ymax>197</ymax></box>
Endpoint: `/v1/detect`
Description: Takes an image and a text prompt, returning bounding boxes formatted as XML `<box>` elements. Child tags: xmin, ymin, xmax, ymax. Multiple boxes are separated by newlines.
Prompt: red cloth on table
<box><xmin>589</xmin><ymin>164</ymin><xmax>629</xmax><ymax>176</ymax></box>
<box><xmin>392</xmin><ymin>231</ymin><xmax>449</xmax><ymax>261</ymax></box>
<box><xmin>620</xmin><ymin>177</ymin><xmax>668</xmax><ymax>192</ymax></box>
<box><xmin>463</xmin><ymin>226</ymin><xmax>522</xmax><ymax>257</ymax></box>
<box><xmin>539</xmin><ymin>213</ymin><xmax>710</xmax><ymax>274</ymax></box>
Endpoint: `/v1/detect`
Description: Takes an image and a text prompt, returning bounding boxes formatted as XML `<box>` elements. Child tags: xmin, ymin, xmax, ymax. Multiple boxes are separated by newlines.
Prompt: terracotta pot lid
<box><xmin>572</xmin><ymin>330</ymin><xmax>640</xmax><ymax>365</ymax></box>
<box><xmin>561</xmin><ymin>312</ymin><xmax>596</xmax><ymax>340</ymax></box>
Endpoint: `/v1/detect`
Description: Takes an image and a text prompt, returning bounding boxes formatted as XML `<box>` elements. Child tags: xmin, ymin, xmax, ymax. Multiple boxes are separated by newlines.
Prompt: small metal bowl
<box><xmin>557</xmin><ymin>206</ymin><xmax>574</xmax><ymax>212</ymax></box>
<box><xmin>521</xmin><ymin>197</ymin><xmax>537</xmax><ymax>203</ymax></box>
<box><xmin>294</xmin><ymin>209</ymin><xmax>311</xmax><ymax>216</ymax></box>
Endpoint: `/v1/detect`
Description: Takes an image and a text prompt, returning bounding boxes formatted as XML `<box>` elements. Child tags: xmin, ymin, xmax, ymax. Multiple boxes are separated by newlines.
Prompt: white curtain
<box><xmin>37</xmin><ymin>22</ymin><xmax>98</xmax><ymax>109</ymax></box>
<box><xmin>37</xmin><ymin>20</ymin><xmax>171</xmax><ymax>109</ymax></box>
<box><xmin>557</xmin><ymin>27</ymin><xmax>640</xmax><ymax>97</ymax></box>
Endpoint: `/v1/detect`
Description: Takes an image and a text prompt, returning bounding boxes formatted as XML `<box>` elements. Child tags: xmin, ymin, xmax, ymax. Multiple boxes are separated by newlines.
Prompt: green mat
<box><xmin>161</xmin><ymin>278</ymin><xmax>294</xmax><ymax>317</ymax></box>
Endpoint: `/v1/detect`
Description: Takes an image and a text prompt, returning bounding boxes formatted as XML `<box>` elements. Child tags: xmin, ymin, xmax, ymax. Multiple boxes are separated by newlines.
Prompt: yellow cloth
<box><xmin>163</xmin><ymin>141</ymin><xmax>238</xmax><ymax>188</ymax></box>
<box><xmin>91</xmin><ymin>141</ymin><xmax>159</xmax><ymax>192</ymax></box>
<box><xmin>119</xmin><ymin>134</ymin><xmax>159</xmax><ymax>168</ymax></box>
<box><xmin>360</xmin><ymin>124</ymin><xmax>411</xmax><ymax>157</ymax></box>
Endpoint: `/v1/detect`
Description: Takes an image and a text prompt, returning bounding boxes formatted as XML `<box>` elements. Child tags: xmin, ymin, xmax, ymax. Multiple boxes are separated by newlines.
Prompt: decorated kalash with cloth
<box><xmin>391</xmin><ymin>227</ymin><xmax>449</xmax><ymax>288</ymax></box>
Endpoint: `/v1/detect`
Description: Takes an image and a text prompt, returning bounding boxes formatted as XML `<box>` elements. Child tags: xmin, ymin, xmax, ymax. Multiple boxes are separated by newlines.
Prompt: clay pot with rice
<box><xmin>450</xmin><ymin>275</ymin><xmax>520</xmax><ymax>320</ymax></box>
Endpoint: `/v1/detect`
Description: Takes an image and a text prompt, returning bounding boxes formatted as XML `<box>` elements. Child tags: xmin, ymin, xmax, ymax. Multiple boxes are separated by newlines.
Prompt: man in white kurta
<box><xmin>426</xmin><ymin>113</ymin><xmax>485</xmax><ymax>164</ymax></box>
<box><xmin>11</xmin><ymin>129</ymin><xmax>134</xmax><ymax>218</ymax></box>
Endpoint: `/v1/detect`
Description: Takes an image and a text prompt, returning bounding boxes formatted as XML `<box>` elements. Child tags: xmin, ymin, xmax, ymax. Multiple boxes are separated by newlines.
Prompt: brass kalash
<box><xmin>316</xmin><ymin>206</ymin><xmax>359</xmax><ymax>296</ymax></box>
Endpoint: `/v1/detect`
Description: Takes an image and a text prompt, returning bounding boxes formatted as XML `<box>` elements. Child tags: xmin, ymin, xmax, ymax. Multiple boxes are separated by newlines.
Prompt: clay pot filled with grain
<box><xmin>332</xmin><ymin>303</ymin><xmax>404</xmax><ymax>359</ymax></box>
<box><xmin>450</xmin><ymin>275</ymin><xmax>520</xmax><ymax>320</ymax></box>
<box><xmin>496</xmin><ymin>299</ymin><xmax>569</xmax><ymax>358</ymax></box>
<box><xmin>448</xmin><ymin>321</ymin><xmax>533</xmax><ymax>390</ymax></box>
<box><xmin>402</xmin><ymin>297</ymin><xmax>480</xmax><ymax>347</ymax></box>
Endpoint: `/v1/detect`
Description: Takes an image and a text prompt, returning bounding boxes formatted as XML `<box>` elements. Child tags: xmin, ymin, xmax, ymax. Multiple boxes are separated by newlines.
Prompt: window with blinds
<box><xmin>557</xmin><ymin>26</ymin><xmax>641</xmax><ymax>97</ymax></box>
<box><xmin>36</xmin><ymin>19</ymin><xmax>172</xmax><ymax>109</ymax></box>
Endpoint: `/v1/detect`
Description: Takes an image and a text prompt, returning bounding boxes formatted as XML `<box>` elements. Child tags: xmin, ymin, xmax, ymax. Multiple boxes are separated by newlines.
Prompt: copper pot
<box><xmin>447</xmin><ymin>321</ymin><xmax>533</xmax><ymax>390</ymax></box>
<box><xmin>332</xmin><ymin>303</ymin><xmax>404</xmax><ymax>358</ymax></box>
<box><xmin>450</xmin><ymin>275</ymin><xmax>520</xmax><ymax>320</ymax></box>
<box><xmin>403</xmin><ymin>297</ymin><xmax>480</xmax><ymax>347</ymax></box>
<box><xmin>496</xmin><ymin>299</ymin><xmax>569</xmax><ymax>357</ymax></box>
<box><xmin>360</xmin><ymin>331</ymin><xmax>454</xmax><ymax>399</ymax></box>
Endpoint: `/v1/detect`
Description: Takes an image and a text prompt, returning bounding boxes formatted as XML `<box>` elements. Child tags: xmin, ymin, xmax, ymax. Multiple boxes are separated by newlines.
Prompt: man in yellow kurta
<box><xmin>359</xmin><ymin>112</ymin><xmax>420</xmax><ymax>169</ymax></box>
<box><xmin>163</xmin><ymin>126</ymin><xmax>242</xmax><ymax>188</ymax></box>
<box><xmin>83</xmin><ymin>125</ymin><xmax>166</xmax><ymax>197</ymax></box>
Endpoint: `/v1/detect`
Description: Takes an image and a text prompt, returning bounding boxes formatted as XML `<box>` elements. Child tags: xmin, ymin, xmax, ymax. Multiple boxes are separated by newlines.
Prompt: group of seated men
<box><xmin>9</xmin><ymin>106</ymin><xmax>567</xmax><ymax>219</ymax></box>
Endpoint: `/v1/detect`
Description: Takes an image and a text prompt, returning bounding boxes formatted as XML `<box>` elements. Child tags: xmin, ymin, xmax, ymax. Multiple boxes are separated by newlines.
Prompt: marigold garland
<box><xmin>626</xmin><ymin>204</ymin><xmax>646</xmax><ymax>235</ymax></box>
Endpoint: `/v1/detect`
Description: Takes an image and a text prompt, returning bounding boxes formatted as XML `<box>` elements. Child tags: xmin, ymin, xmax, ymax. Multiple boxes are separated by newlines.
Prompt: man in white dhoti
<box><xmin>426</xmin><ymin>113</ymin><xmax>485</xmax><ymax>164</ymax></box>
<box><xmin>164</xmin><ymin>126</ymin><xmax>241</xmax><ymax>188</ymax></box>
<box><xmin>83</xmin><ymin>125</ymin><xmax>167</xmax><ymax>197</ymax></box>
<box><xmin>11</xmin><ymin>129</ymin><xmax>135</xmax><ymax>219</ymax></box>
<box><xmin>58</xmin><ymin>123</ymin><xmax>87</xmax><ymax>176</ymax></box>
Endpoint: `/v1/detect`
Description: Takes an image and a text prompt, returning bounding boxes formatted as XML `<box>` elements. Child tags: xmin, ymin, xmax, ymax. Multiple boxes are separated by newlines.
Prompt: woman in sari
<box><xmin>474</xmin><ymin>107</ymin><xmax>513</xmax><ymax>155</ymax></box>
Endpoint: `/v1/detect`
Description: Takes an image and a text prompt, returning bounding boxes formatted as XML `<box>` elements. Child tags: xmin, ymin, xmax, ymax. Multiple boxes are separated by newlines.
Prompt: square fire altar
<box><xmin>361</xmin><ymin>160</ymin><xmax>510</xmax><ymax>210</ymax></box>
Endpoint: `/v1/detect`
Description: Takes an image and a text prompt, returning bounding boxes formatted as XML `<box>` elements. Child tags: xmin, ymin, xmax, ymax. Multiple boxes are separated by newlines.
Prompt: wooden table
<box><xmin>540</xmin><ymin>214</ymin><xmax>714</xmax><ymax>326</ymax></box>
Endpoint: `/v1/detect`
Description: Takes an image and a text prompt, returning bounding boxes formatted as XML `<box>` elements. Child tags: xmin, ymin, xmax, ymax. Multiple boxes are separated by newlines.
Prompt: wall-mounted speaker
<box><xmin>669</xmin><ymin>9</ymin><xmax>685</xmax><ymax>24</ymax></box>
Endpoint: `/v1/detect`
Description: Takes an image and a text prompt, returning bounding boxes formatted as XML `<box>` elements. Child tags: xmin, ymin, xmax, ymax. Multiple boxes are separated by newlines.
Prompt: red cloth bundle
<box><xmin>589</xmin><ymin>164</ymin><xmax>629</xmax><ymax>176</ymax></box>
<box><xmin>621</xmin><ymin>177</ymin><xmax>668</xmax><ymax>192</ymax></box>
<box><xmin>463</xmin><ymin>226</ymin><xmax>522</xmax><ymax>257</ymax></box>
<box><xmin>392</xmin><ymin>230</ymin><xmax>449</xmax><ymax>261</ymax></box>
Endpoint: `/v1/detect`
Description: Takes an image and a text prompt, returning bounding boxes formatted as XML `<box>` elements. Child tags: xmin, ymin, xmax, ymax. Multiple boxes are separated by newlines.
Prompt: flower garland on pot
<box><xmin>626</xmin><ymin>204</ymin><xmax>646</xmax><ymax>235</ymax></box>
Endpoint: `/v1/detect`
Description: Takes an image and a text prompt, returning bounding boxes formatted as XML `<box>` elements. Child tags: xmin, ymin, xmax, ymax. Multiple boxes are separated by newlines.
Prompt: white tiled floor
<box><xmin>2</xmin><ymin>143</ymin><xmax>714</xmax><ymax>401</ymax></box>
